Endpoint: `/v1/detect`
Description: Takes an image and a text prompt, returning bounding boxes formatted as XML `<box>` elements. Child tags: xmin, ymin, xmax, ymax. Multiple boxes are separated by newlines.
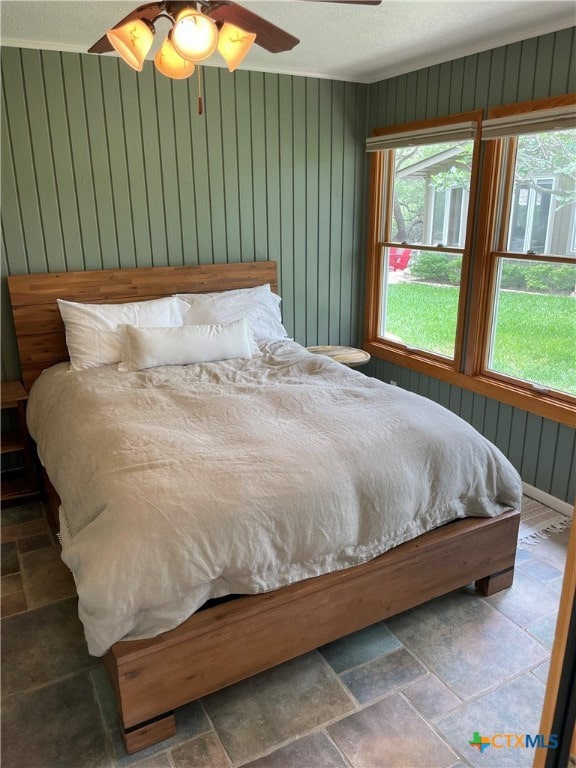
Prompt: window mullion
<box><xmin>496</xmin><ymin>139</ymin><xmax>517</xmax><ymax>252</ymax></box>
<box><xmin>379</xmin><ymin>242</ymin><xmax>464</xmax><ymax>255</ymax></box>
<box><xmin>382</xmin><ymin>151</ymin><xmax>395</xmax><ymax>243</ymax></box>
<box><xmin>453</xmin><ymin>116</ymin><xmax>484</xmax><ymax>372</ymax></box>
<box><xmin>492</xmin><ymin>251</ymin><xmax>571</xmax><ymax>265</ymax></box>
<box><xmin>363</xmin><ymin>152</ymin><xmax>386</xmax><ymax>343</ymax></box>
<box><xmin>464</xmin><ymin>140</ymin><xmax>505</xmax><ymax>376</ymax></box>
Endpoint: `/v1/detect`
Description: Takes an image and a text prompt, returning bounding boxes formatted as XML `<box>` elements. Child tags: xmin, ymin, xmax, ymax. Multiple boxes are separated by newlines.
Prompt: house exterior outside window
<box><xmin>509</xmin><ymin>177</ymin><xmax>554</xmax><ymax>253</ymax></box>
<box><xmin>429</xmin><ymin>186</ymin><xmax>469</xmax><ymax>247</ymax></box>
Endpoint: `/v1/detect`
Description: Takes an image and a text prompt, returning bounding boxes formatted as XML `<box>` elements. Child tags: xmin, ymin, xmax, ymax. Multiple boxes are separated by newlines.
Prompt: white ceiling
<box><xmin>1</xmin><ymin>0</ymin><xmax>574</xmax><ymax>83</ymax></box>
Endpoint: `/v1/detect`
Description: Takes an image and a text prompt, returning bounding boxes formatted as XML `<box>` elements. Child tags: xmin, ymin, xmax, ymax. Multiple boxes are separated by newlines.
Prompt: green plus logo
<box><xmin>469</xmin><ymin>732</ymin><xmax>491</xmax><ymax>753</ymax></box>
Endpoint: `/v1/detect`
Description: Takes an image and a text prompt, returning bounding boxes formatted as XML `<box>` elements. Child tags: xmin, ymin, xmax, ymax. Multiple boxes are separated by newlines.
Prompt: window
<box><xmin>364</xmin><ymin>98</ymin><xmax>576</xmax><ymax>424</ymax></box>
<box><xmin>488</xmin><ymin>257</ymin><xmax>575</xmax><ymax>396</ymax></box>
<box><xmin>365</xmin><ymin>113</ymin><xmax>480</xmax><ymax>364</ymax></box>
<box><xmin>480</xmin><ymin>123</ymin><xmax>576</xmax><ymax>400</ymax></box>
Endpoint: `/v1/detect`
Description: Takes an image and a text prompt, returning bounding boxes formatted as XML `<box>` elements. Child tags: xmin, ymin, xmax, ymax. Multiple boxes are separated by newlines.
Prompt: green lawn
<box><xmin>386</xmin><ymin>282</ymin><xmax>576</xmax><ymax>396</ymax></box>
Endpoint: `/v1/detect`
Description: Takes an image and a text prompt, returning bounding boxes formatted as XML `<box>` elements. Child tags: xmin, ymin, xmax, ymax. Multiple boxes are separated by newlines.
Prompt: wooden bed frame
<box><xmin>7</xmin><ymin>262</ymin><xmax>520</xmax><ymax>754</ymax></box>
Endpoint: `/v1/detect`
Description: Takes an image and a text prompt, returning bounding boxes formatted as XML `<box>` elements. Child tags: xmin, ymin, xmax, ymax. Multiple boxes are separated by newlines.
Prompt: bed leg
<box><xmin>475</xmin><ymin>565</ymin><xmax>515</xmax><ymax>596</ymax></box>
<box><xmin>122</xmin><ymin>712</ymin><xmax>176</xmax><ymax>754</ymax></box>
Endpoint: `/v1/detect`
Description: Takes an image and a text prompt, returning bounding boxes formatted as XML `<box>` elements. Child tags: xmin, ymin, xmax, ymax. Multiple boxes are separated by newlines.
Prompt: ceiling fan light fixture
<box><xmin>172</xmin><ymin>8</ymin><xmax>219</xmax><ymax>63</ymax></box>
<box><xmin>217</xmin><ymin>22</ymin><xmax>256</xmax><ymax>72</ymax></box>
<box><xmin>154</xmin><ymin>32</ymin><xmax>196</xmax><ymax>79</ymax></box>
<box><xmin>106</xmin><ymin>18</ymin><xmax>155</xmax><ymax>72</ymax></box>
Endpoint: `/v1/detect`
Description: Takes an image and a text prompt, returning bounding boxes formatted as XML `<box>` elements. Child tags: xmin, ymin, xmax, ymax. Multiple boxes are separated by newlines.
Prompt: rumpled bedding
<box><xmin>26</xmin><ymin>340</ymin><xmax>522</xmax><ymax>656</ymax></box>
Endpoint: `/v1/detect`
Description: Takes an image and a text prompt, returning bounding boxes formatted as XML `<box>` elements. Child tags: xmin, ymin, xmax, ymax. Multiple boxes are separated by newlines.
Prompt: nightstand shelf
<box><xmin>306</xmin><ymin>345</ymin><xmax>371</xmax><ymax>368</ymax></box>
<box><xmin>1</xmin><ymin>380</ymin><xmax>39</xmax><ymax>506</ymax></box>
<box><xmin>1</xmin><ymin>431</ymin><xmax>25</xmax><ymax>453</ymax></box>
<box><xmin>2</xmin><ymin>471</ymin><xmax>36</xmax><ymax>501</ymax></box>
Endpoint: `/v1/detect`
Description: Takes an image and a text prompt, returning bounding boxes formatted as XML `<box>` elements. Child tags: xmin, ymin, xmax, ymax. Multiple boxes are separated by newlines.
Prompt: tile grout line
<box><xmin>396</xmin><ymin>690</ymin><xmax>473</xmax><ymax>768</ymax></box>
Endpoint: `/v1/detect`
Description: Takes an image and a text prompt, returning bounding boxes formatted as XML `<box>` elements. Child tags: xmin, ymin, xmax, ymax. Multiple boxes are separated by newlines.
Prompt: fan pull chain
<box><xmin>197</xmin><ymin>65</ymin><xmax>203</xmax><ymax>115</ymax></box>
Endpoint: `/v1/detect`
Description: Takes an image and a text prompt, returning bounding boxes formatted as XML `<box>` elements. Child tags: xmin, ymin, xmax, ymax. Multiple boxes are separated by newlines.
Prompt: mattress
<box><xmin>26</xmin><ymin>340</ymin><xmax>522</xmax><ymax>656</ymax></box>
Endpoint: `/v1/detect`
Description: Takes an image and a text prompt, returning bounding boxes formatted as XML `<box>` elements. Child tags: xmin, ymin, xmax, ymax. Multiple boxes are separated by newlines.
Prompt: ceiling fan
<box><xmin>88</xmin><ymin>0</ymin><xmax>382</xmax><ymax>79</ymax></box>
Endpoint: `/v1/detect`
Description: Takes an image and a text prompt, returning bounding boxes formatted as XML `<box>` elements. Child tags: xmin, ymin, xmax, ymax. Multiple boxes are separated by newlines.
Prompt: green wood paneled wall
<box><xmin>1</xmin><ymin>28</ymin><xmax>575</xmax><ymax>502</ymax></box>
<box><xmin>365</xmin><ymin>27</ymin><xmax>576</xmax><ymax>503</ymax></box>
<box><xmin>367</xmin><ymin>27</ymin><xmax>576</xmax><ymax>127</ymax></box>
<box><xmin>1</xmin><ymin>47</ymin><xmax>367</xmax><ymax>380</ymax></box>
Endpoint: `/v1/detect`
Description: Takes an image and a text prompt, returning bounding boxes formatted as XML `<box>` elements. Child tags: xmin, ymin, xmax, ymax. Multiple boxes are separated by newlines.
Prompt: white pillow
<box><xmin>176</xmin><ymin>284</ymin><xmax>288</xmax><ymax>343</ymax></box>
<box><xmin>57</xmin><ymin>296</ymin><xmax>185</xmax><ymax>370</ymax></box>
<box><xmin>118</xmin><ymin>319</ymin><xmax>256</xmax><ymax>372</ymax></box>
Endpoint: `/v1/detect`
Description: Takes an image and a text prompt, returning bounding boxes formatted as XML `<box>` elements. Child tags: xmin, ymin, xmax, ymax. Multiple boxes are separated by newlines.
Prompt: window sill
<box><xmin>364</xmin><ymin>340</ymin><xmax>576</xmax><ymax>427</ymax></box>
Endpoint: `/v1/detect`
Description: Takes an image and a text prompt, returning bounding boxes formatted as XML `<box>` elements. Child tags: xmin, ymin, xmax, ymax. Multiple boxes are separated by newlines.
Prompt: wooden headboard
<box><xmin>7</xmin><ymin>261</ymin><xmax>278</xmax><ymax>392</ymax></box>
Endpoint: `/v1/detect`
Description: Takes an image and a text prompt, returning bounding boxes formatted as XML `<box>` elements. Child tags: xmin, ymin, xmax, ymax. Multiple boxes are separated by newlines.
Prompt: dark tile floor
<box><xmin>0</xmin><ymin>498</ymin><xmax>570</xmax><ymax>768</ymax></box>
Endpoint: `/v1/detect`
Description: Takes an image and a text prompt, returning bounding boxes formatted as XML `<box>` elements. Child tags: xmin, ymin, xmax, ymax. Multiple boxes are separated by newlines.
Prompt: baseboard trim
<box><xmin>522</xmin><ymin>482</ymin><xmax>573</xmax><ymax>519</ymax></box>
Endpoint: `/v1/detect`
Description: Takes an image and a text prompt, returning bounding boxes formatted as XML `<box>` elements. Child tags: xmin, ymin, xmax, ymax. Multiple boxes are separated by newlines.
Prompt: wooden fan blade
<box><xmin>205</xmin><ymin>3</ymin><xmax>299</xmax><ymax>53</ymax></box>
<box><xmin>88</xmin><ymin>1</ymin><xmax>167</xmax><ymax>54</ymax></box>
<box><xmin>88</xmin><ymin>34</ymin><xmax>116</xmax><ymax>54</ymax></box>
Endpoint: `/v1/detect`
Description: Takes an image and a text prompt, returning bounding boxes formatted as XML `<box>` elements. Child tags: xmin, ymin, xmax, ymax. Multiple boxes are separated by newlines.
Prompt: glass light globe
<box><xmin>107</xmin><ymin>19</ymin><xmax>154</xmax><ymax>71</ymax></box>
<box><xmin>172</xmin><ymin>9</ymin><xmax>218</xmax><ymax>63</ymax></box>
<box><xmin>155</xmin><ymin>34</ymin><xmax>196</xmax><ymax>79</ymax></box>
<box><xmin>217</xmin><ymin>22</ymin><xmax>256</xmax><ymax>72</ymax></box>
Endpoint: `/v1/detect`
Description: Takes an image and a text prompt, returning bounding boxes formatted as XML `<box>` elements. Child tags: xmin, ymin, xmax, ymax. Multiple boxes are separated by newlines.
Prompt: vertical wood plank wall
<box><xmin>365</xmin><ymin>27</ymin><xmax>576</xmax><ymax>503</ymax></box>
<box><xmin>1</xmin><ymin>48</ymin><xmax>368</xmax><ymax>378</ymax></box>
<box><xmin>1</xmin><ymin>28</ymin><xmax>575</xmax><ymax>502</ymax></box>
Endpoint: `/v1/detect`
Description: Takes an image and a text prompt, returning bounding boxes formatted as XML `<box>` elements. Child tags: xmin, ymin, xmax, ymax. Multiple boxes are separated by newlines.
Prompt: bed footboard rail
<box><xmin>105</xmin><ymin>509</ymin><xmax>520</xmax><ymax>753</ymax></box>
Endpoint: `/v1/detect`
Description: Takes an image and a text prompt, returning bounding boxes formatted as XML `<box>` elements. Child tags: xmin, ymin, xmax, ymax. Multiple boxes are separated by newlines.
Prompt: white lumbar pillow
<box><xmin>119</xmin><ymin>318</ymin><xmax>257</xmax><ymax>372</ymax></box>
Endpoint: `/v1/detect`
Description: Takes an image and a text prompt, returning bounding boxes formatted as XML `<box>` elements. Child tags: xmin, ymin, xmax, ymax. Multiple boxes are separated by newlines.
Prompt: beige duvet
<box><xmin>27</xmin><ymin>341</ymin><xmax>522</xmax><ymax>656</ymax></box>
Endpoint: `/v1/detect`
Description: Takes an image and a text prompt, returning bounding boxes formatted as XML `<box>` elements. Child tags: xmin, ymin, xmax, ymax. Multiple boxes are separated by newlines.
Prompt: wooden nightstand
<box><xmin>1</xmin><ymin>381</ymin><xmax>39</xmax><ymax>506</ymax></box>
<box><xmin>306</xmin><ymin>345</ymin><xmax>371</xmax><ymax>368</ymax></box>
